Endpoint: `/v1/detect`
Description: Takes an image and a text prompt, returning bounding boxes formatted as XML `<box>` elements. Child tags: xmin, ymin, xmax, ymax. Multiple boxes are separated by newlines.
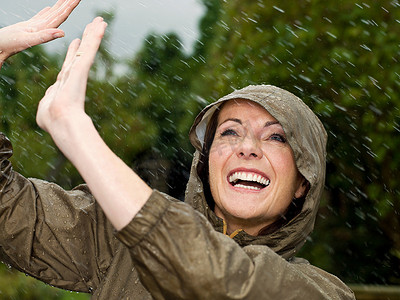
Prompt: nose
<box><xmin>236</xmin><ymin>133</ymin><xmax>263</xmax><ymax>159</ymax></box>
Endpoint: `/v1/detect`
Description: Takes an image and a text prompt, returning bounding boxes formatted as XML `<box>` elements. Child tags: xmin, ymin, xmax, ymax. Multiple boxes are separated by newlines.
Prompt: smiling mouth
<box><xmin>228</xmin><ymin>172</ymin><xmax>270</xmax><ymax>191</ymax></box>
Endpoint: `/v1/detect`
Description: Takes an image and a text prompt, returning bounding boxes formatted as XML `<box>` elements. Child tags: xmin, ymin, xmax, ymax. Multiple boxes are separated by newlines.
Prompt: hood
<box><xmin>185</xmin><ymin>85</ymin><xmax>327</xmax><ymax>260</ymax></box>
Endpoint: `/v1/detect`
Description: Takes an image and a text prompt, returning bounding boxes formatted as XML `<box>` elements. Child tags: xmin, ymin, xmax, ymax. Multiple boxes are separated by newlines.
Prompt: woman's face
<box><xmin>208</xmin><ymin>99</ymin><xmax>306</xmax><ymax>235</ymax></box>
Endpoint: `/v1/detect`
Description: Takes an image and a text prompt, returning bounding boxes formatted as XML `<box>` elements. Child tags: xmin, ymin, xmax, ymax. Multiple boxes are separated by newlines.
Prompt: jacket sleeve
<box><xmin>0</xmin><ymin>132</ymin><xmax>118</xmax><ymax>293</ymax></box>
<box><xmin>116</xmin><ymin>190</ymin><xmax>355</xmax><ymax>300</ymax></box>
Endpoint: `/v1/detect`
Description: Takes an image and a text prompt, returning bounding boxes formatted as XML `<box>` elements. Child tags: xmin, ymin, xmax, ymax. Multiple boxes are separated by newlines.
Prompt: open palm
<box><xmin>0</xmin><ymin>0</ymin><xmax>80</xmax><ymax>64</ymax></box>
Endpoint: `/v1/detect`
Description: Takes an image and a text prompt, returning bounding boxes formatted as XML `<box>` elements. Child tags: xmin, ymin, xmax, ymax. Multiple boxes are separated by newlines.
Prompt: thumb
<box><xmin>27</xmin><ymin>29</ymin><xmax>65</xmax><ymax>47</ymax></box>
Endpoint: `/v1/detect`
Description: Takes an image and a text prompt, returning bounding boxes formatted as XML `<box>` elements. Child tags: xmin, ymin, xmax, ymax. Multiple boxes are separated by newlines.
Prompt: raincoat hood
<box><xmin>185</xmin><ymin>85</ymin><xmax>327</xmax><ymax>259</ymax></box>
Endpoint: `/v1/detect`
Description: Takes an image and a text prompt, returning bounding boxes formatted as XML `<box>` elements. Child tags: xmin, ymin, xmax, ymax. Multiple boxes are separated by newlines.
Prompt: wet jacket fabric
<box><xmin>0</xmin><ymin>85</ymin><xmax>355</xmax><ymax>299</ymax></box>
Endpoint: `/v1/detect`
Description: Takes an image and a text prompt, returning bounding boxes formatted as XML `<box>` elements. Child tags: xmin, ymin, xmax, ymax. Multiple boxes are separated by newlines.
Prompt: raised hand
<box><xmin>0</xmin><ymin>0</ymin><xmax>81</xmax><ymax>67</ymax></box>
<box><xmin>36</xmin><ymin>16</ymin><xmax>107</xmax><ymax>134</ymax></box>
<box><xmin>37</xmin><ymin>17</ymin><xmax>152</xmax><ymax>231</ymax></box>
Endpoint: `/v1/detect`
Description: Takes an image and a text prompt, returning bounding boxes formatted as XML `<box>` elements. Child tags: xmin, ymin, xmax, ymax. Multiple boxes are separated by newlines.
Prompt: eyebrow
<box><xmin>220</xmin><ymin>118</ymin><xmax>280</xmax><ymax>128</ymax></box>
<box><xmin>264</xmin><ymin>120</ymin><xmax>280</xmax><ymax>127</ymax></box>
<box><xmin>220</xmin><ymin>118</ymin><xmax>242</xmax><ymax>125</ymax></box>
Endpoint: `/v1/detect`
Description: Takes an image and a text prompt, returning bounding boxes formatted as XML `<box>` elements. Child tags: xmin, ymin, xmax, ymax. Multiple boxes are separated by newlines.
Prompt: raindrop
<box><xmin>273</xmin><ymin>6</ymin><xmax>285</xmax><ymax>13</ymax></box>
<box><xmin>333</xmin><ymin>103</ymin><xmax>347</xmax><ymax>112</ymax></box>
<box><xmin>298</xmin><ymin>74</ymin><xmax>312</xmax><ymax>83</ymax></box>
<box><xmin>360</xmin><ymin>44</ymin><xmax>372</xmax><ymax>51</ymax></box>
<box><xmin>326</xmin><ymin>31</ymin><xmax>337</xmax><ymax>39</ymax></box>
<box><xmin>368</xmin><ymin>104</ymin><xmax>382</xmax><ymax>116</ymax></box>
<box><xmin>248</xmin><ymin>17</ymin><xmax>257</xmax><ymax>24</ymax></box>
<box><xmin>355</xmin><ymin>3</ymin><xmax>364</xmax><ymax>9</ymax></box>
<box><xmin>293</xmin><ymin>23</ymin><xmax>308</xmax><ymax>32</ymax></box>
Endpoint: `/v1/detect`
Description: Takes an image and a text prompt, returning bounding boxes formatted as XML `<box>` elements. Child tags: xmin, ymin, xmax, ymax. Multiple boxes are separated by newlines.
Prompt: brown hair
<box><xmin>196</xmin><ymin>104</ymin><xmax>222</xmax><ymax>210</ymax></box>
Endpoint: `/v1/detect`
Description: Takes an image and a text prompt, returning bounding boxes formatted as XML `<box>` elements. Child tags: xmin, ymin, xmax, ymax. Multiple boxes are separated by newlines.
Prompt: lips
<box><xmin>228</xmin><ymin>170</ymin><xmax>270</xmax><ymax>191</ymax></box>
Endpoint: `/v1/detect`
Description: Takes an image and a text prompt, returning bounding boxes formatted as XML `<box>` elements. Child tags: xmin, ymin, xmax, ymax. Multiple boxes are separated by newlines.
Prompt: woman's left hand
<box><xmin>0</xmin><ymin>0</ymin><xmax>81</xmax><ymax>66</ymax></box>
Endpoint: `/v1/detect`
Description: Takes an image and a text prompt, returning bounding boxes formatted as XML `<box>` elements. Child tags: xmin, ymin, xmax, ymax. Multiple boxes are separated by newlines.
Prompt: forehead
<box><xmin>218</xmin><ymin>99</ymin><xmax>278</xmax><ymax>123</ymax></box>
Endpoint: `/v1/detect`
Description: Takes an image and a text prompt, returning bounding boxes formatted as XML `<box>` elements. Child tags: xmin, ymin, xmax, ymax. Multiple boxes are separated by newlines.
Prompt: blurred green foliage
<box><xmin>0</xmin><ymin>0</ymin><xmax>399</xmax><ymax>297</ymax></box>
<box><xmin>0</xmin><ymin>264</ymin><xmax>89</xmax><ymax>299</ymax></box>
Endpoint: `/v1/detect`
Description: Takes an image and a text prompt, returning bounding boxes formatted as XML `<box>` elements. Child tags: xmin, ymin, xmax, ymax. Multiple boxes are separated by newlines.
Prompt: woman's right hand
<box><xmin>37</xmin><ymin>17</ymin><xmax>152</xmax><ymax>231</ymax></box>
<box><xmin>0</xmin><ymin>0</ymin><xmax>81</xmax><ymax>67</ymax></box>
<box><xmin>36</xmin><ymin>16</ymin><xmax>107</xmax><ymax>134</ymax></box>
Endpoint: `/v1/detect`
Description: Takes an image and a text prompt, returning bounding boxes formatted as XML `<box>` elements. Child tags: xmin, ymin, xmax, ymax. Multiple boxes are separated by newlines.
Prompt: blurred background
<box><xmin>0</xmin><ymin>0</ymin><xmax>399</xmax><ymax>298</ymax></box>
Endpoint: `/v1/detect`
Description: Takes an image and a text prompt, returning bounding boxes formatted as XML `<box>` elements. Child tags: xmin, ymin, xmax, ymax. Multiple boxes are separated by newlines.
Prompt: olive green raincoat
<box><xmin>0</xmin><ymin>85</ymin><xmax>355</xmax><ymax>299</ymax></box>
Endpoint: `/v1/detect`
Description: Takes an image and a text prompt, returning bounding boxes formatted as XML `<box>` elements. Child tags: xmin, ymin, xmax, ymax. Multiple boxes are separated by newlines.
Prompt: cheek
<box><xmin>209</xmin><ymin>140</ymin><xmax>233</xmax><ymax>167</ymax></box>
<box><xmin>269</xmin><ymin>148</ymin><xmax>297</xmax><ymax>173</ymax></box>
<box><xmin>275</xmin><ymin>153</ymin><xmax>301</xmax><ymax>196</ymax></box>
<box><xmin>210</xmin><ymin>139</ymin><xmax>234</xmax><ymax>158</ymax></box>
<box><xmin>207</xmin><ymin>152</ymin><xmax>220</xmax><ymax>204</ymax></box>
<box><xmin>208</xmin><ymin>143</ymin><xmax>232</xmax><ymax>190</ymax></box>
<box><xmin>208</xmin><ymin>148</ymin><xmax>222</xmax><ymax>182</ymax></box>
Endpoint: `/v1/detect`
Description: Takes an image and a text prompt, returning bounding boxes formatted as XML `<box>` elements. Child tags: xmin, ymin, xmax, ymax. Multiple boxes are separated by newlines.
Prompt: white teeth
<box><xmin>256</xmin><ymin>175</ymin><xmax>262</xmax><ymax>183</ymax></box>
<box><xmin>235</xmin><ymin>184</ymin><xmax>261</xmax><ymax>190</ymax></box>
<box><xmin>228</xmin><ymin>172</ymin><xmax>270</xmax><ymax>187</ymax></box>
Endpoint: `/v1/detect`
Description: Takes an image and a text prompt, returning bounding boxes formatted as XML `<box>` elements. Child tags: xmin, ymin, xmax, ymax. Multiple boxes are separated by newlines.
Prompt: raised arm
<box><xmin>0</xmin><ymin>0</ymin><xmax>81</xmax><ymax>68</ymax></box>
<box><xmin>36</xmin><ymin>17</ymin><xmax>152</xmax><ymax>231</ymax></box>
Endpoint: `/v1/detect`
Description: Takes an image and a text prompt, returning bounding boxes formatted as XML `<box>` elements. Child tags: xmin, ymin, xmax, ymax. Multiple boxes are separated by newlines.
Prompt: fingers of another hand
<box><xmin>73</xmin><ymin>17</ymin><xmax>107</xmax><ymax>74</ymax></box>
<box><xmin>23</xmin><ymin>29</ymin><xmax>65</xmax><ymax>49</ymax></box>
<box><xmin>30</xmin><ymin>7</ymin><xmax>52</xmax><ymax>21</ymax></box>
<box><xmin>64</xmin><ymin>38</ymin><xmax>81</xmax><ymax>65</ymax></box>
<box><xmin>37</xmin><ymin>18</ymin><xmax>106</xmax><ymax>132</ymax></box>
<box><xmin>57</xmin><ymin>38</ymin><xmax>81</xmax><ymax>81</ymax></box>
<box><xmin>36</xmin><ymin>39</ymin><xmax>81</xmax><ymax>132</ymax></box>
<box><xmin>50</xmin><ymin>17</ymin><xmax>106</xmax><ymax>97</ymax></box>
<box><xmin>32</xmin><ymin>0</ymin><xmax>81</xmax><ymax>29</ymax></box>
<box><xmin>40</xmin><ymin>39</ymin><xmax>79</xmax><ymax>101</ymax></box>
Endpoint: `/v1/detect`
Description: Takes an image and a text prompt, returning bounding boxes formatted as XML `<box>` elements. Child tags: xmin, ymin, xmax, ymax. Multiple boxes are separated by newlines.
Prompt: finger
<box><xmin>66</xmin><ymin>38</ymin><xmax>81</xmax><ymax>60</ymax></box>
<box><xmin>78</xmin><ymin>17</ymin><xmax>107</xmax><ymax>59</ymax></box>
<box><xmin>38</xmin><ymin>0</ymin><xmax>81</xmax><ymax>29</ymax></box>
<box><xmin>40</xmin><ymin>39</ymin><xmax>80</xmax><ymax>106</ymax></box>
<box><xmin>22</xmin><ymin>29</ymin><xmax>65</xmax><ymax>48</ymax></box>
<box><xmin>43</xmin><ymin>18</ymin><xmax>106</xmax><ymax>112</ymax></box>
<box><xmin>62</xmin><ymin>38</ymin><xmax>81</xmax><ymax>69</ymax></box>
<box><xmin>56</xmin><ymin>38</ymin><xmax>81</xmax><ymax>82</ymax></box>
<box><xmin>30</xmin><ymin>7</ymin><xmax>52</xmax><ymax>21</ymax></box>
<box><xmin>72</xmin><ymin>17</ymin><xmax>107</xmax><ymax>75</ymax></box>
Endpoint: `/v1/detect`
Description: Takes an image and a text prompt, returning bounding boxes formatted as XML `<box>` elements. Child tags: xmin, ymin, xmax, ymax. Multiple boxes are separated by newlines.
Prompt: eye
<box><xmin>221</xmin><ymin>129</ymin><xmax>238</xmax><ymax>137</ymax></box>
<box><xmin>270</xmin><ymin>133</ymin><xmax>286</xmax><ymax>143</ymax></box>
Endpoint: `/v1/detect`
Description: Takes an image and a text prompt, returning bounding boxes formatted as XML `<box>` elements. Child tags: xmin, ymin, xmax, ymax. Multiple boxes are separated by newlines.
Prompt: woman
<box><xmin>0</xmin><ymin>4</ymin><xmax>355</xmax><ymax>299</ymax></box>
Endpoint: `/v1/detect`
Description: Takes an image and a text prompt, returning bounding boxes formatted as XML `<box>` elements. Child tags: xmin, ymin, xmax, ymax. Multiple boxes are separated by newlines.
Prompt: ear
<box><xmin>294</xmin><ymin>176</ymin><xmax>309</xmax><ymax>199</ymax></box>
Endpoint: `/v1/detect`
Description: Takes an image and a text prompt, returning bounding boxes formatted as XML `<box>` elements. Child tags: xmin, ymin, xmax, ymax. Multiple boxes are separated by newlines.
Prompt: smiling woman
<box><xmin>0</xmin><ymin>1</ymin><xmax>356</xmax><ymax>299</ymax></box>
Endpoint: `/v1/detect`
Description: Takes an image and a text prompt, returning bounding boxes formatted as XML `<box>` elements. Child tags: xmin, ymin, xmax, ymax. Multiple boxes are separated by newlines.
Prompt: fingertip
<box><xmin>69</xmin><ymin>38</ymin><xmax>81</xmax><ymax>49</ymax></box>
<box><xmin>93</xmin><ymin>16</ymin><xmax>104</xmax><ymax>23</ymax></box>
<box><xmin>93</xmin><ymin>16</ymin><xmax>108</xmax><ymax>28</ymax></box>
<box><xmin>42</xmin><ymin>6</ymin><xmax>52</xmax><ymax>13</ymax></box>
<box><xmin>72</xmin><ymin>0</ymin><xmax>82</xmax><ymax>7</ymax></box>
<box><xmin>35</xmin><ymin>6</ymin><xmax>51</xmax><ymax>16</ymax></box>
<box><xmin>53</xmin><ymin>30</ymin><xmax>65</xmax><ymax>39</ymax></box>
